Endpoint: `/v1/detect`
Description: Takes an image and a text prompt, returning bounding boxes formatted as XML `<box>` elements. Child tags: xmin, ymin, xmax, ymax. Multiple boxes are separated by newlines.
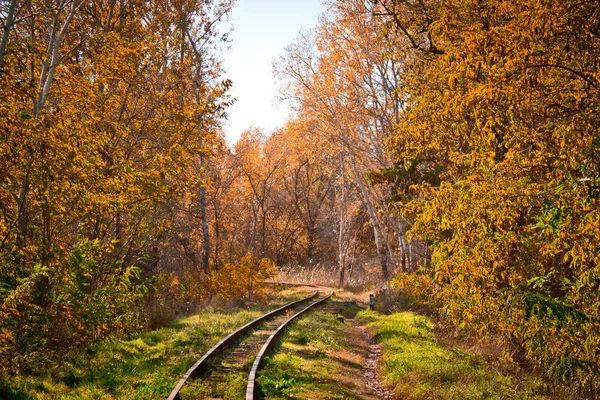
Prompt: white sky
<box><xmin>222</xmin><ymin>0</ymin><xmax>325</xmax><ymax>144</ymax></box>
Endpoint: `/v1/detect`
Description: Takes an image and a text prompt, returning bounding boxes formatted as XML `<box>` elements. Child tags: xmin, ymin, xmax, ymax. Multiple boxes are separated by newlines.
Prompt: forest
<box><xmin>1</xmin><ymin>0</ymin><xmax>599</xmax><ymax>398</ymax></box>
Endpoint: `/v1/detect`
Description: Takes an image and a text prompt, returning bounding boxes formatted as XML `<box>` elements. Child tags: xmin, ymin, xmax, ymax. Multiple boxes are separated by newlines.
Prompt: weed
<box><xmin>257</xmin><ymin>299</ymin><xmax>370</xmax><ymax>399</ymax></box>
<box><xmin>178</xmin><ymin>380</ymin><xmax>212</xmax><ymax>399</ymax></box>
<box><xmin>292</xmin><ymin>329</ymin><xmax>310</xmax><ymax>345</ymax></box>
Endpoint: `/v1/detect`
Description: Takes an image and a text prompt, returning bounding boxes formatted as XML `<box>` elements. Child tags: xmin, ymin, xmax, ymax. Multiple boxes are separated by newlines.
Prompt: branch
<box><xmin>520</xmin><ymin>63</ymin><xmax>598</xmax><ymax>90</ymax></box>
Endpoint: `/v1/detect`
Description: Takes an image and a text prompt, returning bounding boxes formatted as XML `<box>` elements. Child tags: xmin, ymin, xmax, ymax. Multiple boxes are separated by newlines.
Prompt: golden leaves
<box><xmin>0</xmin><ymin>0</ymin><xmax>234</xmax><ymax>373</ymax></box>
<box><xmin>378</xmin><ymin>0</ymin><xmax>600</xmax><ymax>386</ymax></box>
<box><xmin>211</xmin><ymin>252</ymin><xmax>276</xmax><ymax>302</ymax></box>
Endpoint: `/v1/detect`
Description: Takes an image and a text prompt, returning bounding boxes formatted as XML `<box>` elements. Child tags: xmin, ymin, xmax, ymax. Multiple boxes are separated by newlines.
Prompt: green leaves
<box><xmin>0</xmin><ymin>0</ymin><xmax>233</xmax><ymax>375</ymax></box>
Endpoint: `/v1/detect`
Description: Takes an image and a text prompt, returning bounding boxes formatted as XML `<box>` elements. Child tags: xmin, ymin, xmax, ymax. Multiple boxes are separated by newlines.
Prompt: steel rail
<box><xmin>245</xmin><ymin>287</ymin><xmax>334</xmax><ymax>400</ymax></box>
<box><xmin>167</xmin><ymin>285</ymin><xmax>318</xmax><ymax>400</ymax></box>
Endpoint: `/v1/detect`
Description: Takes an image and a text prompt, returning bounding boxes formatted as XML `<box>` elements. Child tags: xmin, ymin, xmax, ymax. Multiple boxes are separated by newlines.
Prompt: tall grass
<box><xmin>275</xmin><ymin>259</ymin><xmax>391</xmax><ymax>292</ymax></box>
<box><xmin>356</xmin><ymin>310</ymin><xmax>555</xmax><ymax>399</ymax></box>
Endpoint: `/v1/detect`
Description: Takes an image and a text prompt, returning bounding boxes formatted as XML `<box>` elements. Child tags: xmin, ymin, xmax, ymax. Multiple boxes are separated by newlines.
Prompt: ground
<box><xmin>2</xmin><ymin>286</ymin><xmax>557</xmax><ymax>399</ymax></box>
<box><xmin>258</xmin><ymin>289</ymin><xmax>555</xmax><ymax>400</ymax></box>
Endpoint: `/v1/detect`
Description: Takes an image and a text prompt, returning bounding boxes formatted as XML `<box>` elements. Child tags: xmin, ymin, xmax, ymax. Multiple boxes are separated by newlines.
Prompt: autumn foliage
<box><xmin>212</xmin><ymin>252</ymin><xmax>276</xmax><ymax>302</ymax></box>
<box><xmin>0</xmin><ymin>0</ymin><xmax>233</xmax><ymax>374</ymax></box>
<box><xmin>272</xmin><ymin>0</ymin><xmax>600</xmax><ymax>393</ymax></box>
<box><xmin>1</xmin><ymin>0</ymin><xmax>600</xmax><ymax>394</ymax></box>
<box><xmin>368</xmin><ymin>0</ymin><xmax>600</xmax><ymax>390</ymax></box>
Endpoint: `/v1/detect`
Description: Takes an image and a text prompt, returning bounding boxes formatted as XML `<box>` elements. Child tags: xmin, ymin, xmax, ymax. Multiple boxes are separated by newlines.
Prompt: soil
<box><xmin>322</xmin><ymin>297</ymin><xmax>396</xmax><ymax>400</ymax></box>
<box><xmin>353</xmin><ymin>321</ymin><xmax>396</xmax><ymax>400</ymax></box>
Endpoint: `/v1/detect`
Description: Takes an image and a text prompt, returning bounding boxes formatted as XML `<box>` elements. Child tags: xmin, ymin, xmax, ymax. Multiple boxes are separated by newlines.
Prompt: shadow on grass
<box><xmin>256</xmin><ymin>355</ymin><xmax>360</xmax><ymax>400</ymax></box>
<box><xmin>329</xmin><ymin>354</ymin><xmax>364</xmax><ymax>370</ymax></box>
<box><xmin>0</xmin><ymin>384</ymin><xmax>33</xmax><ymax>400</ymax></box>
<box><xmin>336</xmin><ymin>300</ymin><xmax>362</xmax><ymax>319</ymax></box>
<box><xmin>256</xmin><ymin>377</ymin><xmax>359</xmax><ymax>400</ymax></box>
<box><xmin>373</xmin><ymin>327</ymin><xmax>429</xmax><ymax>343</ymax></box>
<box><xmin>294</xmin><ymin>347</ymin><xmax>329</xmax><ymax>360</ymax></box>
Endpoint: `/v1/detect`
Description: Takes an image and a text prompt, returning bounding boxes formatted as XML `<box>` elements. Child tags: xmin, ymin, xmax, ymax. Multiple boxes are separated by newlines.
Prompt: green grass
<box><xmin>3</xmin><ymin>289</ymin><xmax>551</xmax><ymax>399</ymax></box>
<box><xmin>0</xmin><ymin>288</ymin><xmax>311</xmax><ymax>400</ymax></box>
<box><xmin>355</xmin><ymin>310</ymin><xmax>551</xmax><ymax>400</ymax></box>
<box><xmin>258</xmin><ymin>299</ymin><xmax>553</xmax><ymax>400</ymax></box>
<box><xmin>257</xmin><ymin>299</ymin><xmax>370</xmax><ymax>399</ymax></box>
<box><xmin>1</xmin><ymin>308</ymin><xmax>262</xmax><ymax>399</ymax></box>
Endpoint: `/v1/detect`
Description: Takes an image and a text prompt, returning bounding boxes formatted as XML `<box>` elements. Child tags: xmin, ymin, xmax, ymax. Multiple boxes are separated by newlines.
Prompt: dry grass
<box><xmin>275</xmin><ymin>259</ymin><xmax>394</xmax><ymax>293</ymax></box>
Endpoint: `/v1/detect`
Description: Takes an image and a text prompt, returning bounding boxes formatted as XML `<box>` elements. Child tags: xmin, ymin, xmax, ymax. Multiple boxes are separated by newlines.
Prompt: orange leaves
<box><xmin>211</xmin><ymin>252</ymin><xmax>276</xmax><ymax>302</ymax></box>
<box><xmin>0</xmin><ymin>0</ymin><xmax>234</xmax><ymax>375</ymax></box>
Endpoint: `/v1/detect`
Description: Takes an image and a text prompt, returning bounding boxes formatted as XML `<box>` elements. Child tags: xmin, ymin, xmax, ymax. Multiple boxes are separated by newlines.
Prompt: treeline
<box><xmin>201</xmin><ymin>123</ymin><xmax>418</xmax><ymax>283</ymax></box>
<box><xmin>0</xmin><ymin>0</ymin><xmax>410</xmax><ymax>377</ymax></box>
<box><xmin>199</xmin><ymin>0</ymin><xmax>434</xmax><ymax>286</ymax></box>
<box><xmin>0</xmin><ymin>0</ymin><xmax>235</xmax><ymax>373</ymax></box>
<box><xmin>272</xmin><ymin>0</ymin><xmax>600</xmax><ymax>394</ymax></box>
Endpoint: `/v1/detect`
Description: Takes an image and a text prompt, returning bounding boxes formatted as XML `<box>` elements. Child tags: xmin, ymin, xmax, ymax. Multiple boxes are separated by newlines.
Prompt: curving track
<box><xmin>167</xmin><ymin>284</ymin><xmax>332</xmax><ymax>400</ymax></box>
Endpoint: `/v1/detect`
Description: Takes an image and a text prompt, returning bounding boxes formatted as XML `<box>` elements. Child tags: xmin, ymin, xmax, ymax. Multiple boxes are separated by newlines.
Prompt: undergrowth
<box><xmin>0</xmin><ymin>287</ymin><xmax>310</xmax><ymax>400</ymax></box>
<box><xmin>257</xmin><ymin>298</ymin><xmax>368</xmax><ymax>399</ymax></box>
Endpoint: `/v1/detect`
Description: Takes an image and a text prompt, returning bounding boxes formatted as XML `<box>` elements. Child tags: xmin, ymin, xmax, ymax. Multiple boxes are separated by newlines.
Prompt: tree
<box><xmin>274</xmin><ymin>0</ymin><xmax>416</xmax><ymax>280</ymax></box>
<box><xmin>0</xmin><ymin>0</ymin><xmax>233</xmax><ymax>373</ymax></box>
<box><xmin>376</xmin><ymin>0</ymin><xmax>600</xmax><ymax>389</ymax></box>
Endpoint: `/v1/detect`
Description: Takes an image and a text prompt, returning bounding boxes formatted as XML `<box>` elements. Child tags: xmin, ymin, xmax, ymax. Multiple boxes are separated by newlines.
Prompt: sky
<box><xmin>221</xmin><ymin>0</ymin><xmax>325</xmax><ymax>144</ymax></box>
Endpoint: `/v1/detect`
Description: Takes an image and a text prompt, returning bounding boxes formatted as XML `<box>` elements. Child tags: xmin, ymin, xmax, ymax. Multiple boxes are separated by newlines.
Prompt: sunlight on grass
<box><xmin>257</xmin><ymin>300</ymin><xmax>368</xmax><ymax>399</ymax></box>
<box><xmin>1</xmin><ymin>299</ymin><xmax>302</xmax><ymax>400</ymax></box>
<box><xmin>356</xmin><ymin>310</ymin><xmax>551</xmax><ymax>400</ymax></box>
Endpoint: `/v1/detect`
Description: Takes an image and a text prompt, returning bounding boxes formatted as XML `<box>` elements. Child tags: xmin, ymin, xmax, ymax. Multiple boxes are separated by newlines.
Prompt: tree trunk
<box><xmin>348</xmin><ymin>152</ymin><xmax>389</xmax><ymax>280</ymax></box>
<box><xmin>306</xmin><ymin>225</ymin><xmax>315</xmax><ymax>266</ymax></box>
<box><xmin>35</xmin><ymin>0</ymin><xmax>79</xmax><ymax>116</ymax></box>
<box><xmin>260</xmin><ymin>207</ymin><xmax>267</xmax><ymax>257</ymax></box>
<box><xmin>15</xmin><ymin>177</ymin><xmax>29</xmax><ymax>253</ymax></box>
<box><xmin>213</xmin><ymin>206</ymin><xmax>221</xmax><ymax>269</ymax></box>
<box><xmin>199</xmin><ymin>153</ymin><xmax>210</xmax><ymax>274</ymax></box>
<box><xmin>338</xmin><ymin>144</ymin><xmax>347</xmax><ymax>287</ymax></box>
<box><xmin>0</xmin><ymin>0</ymin><xmax>17</xmax><ymax>73</ymax></box>
<box><xmin>115</xmin><ymin>211</ymin><xmax>122</xmax><ymax>250</ymax></box>
<box><xmin>398</xmin><ymin>219</ymin><xmax>409</xmax><ymax>272</ymax></box>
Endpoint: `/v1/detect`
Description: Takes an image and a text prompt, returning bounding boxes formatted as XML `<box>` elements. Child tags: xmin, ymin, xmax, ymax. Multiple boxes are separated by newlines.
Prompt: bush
<box><xmin>212</xmin><ymin>252</ymin><xmax>276</xmax><ymax>302</ymax></box>
<box><xmin>0</xmin><ymin>239</ymin><xmax>145</xmax><ymax>374</ymax></box>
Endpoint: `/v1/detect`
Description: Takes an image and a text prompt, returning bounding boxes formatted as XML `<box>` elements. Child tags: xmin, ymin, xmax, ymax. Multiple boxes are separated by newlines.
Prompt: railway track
<box><xmin>167</xmin><ymin>284</ymin><xmax>333</xmax><ymax>400</ymax></box>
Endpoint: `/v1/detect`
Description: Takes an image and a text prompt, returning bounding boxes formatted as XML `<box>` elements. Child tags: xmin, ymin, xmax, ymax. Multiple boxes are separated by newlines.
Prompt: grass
<box><xmin>355</xmin><ymin>310</ymin><xmax>552</xmax><ymax>400</ymax></box>
<box><xmin>257</xmin><ymin>298</ymin><xmax>374</xmax><ymax>399</ymax></box>
<box><xmin>177</xmin><ymin>371</ymin><xmax>247</xmax><ymax>400</ymax></box>
<box><xmin>0</xmin><ymin>287</ymin><xmax>312</xmax><ymax>400</ymax></box>
<box><xmin>2</xmin><ymin>286</ymin><xmax>555</xmax><ymax>399</ymax></box>
<box><xmin>258</xmin><ymin>292</ymin><xmax>554</xmax><ymax>400</ymax></box>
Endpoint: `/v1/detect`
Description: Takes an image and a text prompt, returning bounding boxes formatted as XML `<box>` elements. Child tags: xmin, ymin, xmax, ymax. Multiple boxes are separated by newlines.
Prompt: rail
<box><xmin>245</xmin><ymin>287</ymin><xmax>334</xmax><ymax>399</ymax></box>
<box><xmin>167</xmin><ymin>284</ymin><xmax>321</xmax><ymax>400</ymax></box>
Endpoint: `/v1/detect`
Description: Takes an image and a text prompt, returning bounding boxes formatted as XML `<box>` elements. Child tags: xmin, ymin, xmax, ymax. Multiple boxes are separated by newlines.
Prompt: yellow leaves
<box><xmin>211</xmin><ymin>252</ymin><xmax>275</xmax><ymax>302</ymax></box>
<box><xmin>0</xmin><ymin>0</ymin><xmax>236</xmax><ymax>375</ymax></box>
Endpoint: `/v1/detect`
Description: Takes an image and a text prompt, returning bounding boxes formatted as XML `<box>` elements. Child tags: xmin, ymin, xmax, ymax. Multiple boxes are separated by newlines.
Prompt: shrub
<box><xmin>212</xmin><ymin>252</ymin><xmax>276</xmax><ymax>302</ymax></box>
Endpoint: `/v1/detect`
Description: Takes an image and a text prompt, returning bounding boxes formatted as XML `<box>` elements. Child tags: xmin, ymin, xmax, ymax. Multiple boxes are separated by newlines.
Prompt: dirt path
<box><xmin>354</xmin><ymin>322</ymin><xmax>396</xmax><ymax>400</ymax></box>
<box><xmin>252</xmin><ymin>294</ymin><xmax>396</xmax><ymax>400</ymax></box>
<box><xmin>323</xmin><ymin>298</ymin><xmax>396</xmax><ymax>400</ymax></box>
